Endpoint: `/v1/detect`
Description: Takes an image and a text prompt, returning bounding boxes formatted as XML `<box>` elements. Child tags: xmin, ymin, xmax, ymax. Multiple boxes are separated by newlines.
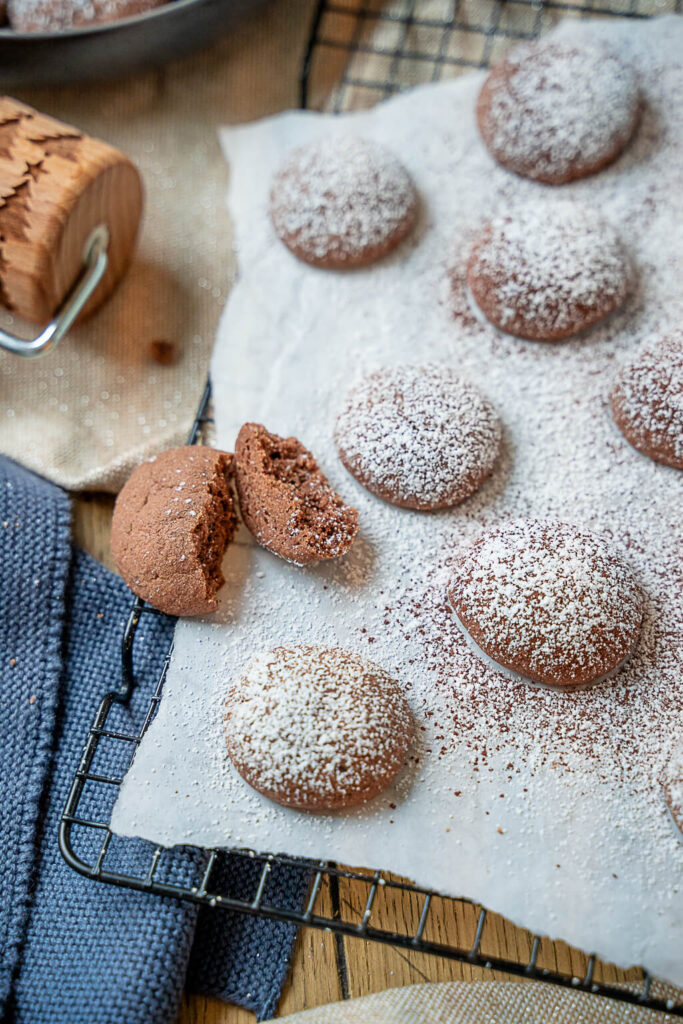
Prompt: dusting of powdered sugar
<box><xmin>334</xmin><ymin>365</ymin><xmax>502</xmax><ymax>510</ymax></box>
<box><xmin>224</xmin><ymin>645</ymin><xmax>413</xmax><ymax>809</ymax></box>
<box><xmin>113</xmin><ymin>17</ymin><xmax>683</xmax><ymax>985</ymax></box>
<box><xmin>478</xmin><ymin>39</ymin><xmax>640</xmax><ymax>183</ymax></box>
<box><xmin>269</xmin><ymin>136</ymin><xmax>418</xmax><ymax>265</ymax></box>
<box><xmin>467</xmin><ymin>200</ymin><xmax>632</xmax><ymax>340</ymax></box>
<box><xmin>448</xmin><ymin>519</ymin><xmax>644</xmax><ymax>688</ymax></box>
<box><xmin>662</xmin><ymin>746</ymin><xmax>683</xmax><ymax>838</ymax></box>
<box><xmin>610</xmin><ymin>336</ymin><xmax>683</xmax><ymax>466</ymax></box>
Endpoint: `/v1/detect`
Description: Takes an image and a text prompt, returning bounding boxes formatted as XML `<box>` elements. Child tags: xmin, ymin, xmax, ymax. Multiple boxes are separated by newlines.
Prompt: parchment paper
<box><xmin>112</xmin><ymin>16</ymin><xmax>683</xmax><ymax>984</ymax></box>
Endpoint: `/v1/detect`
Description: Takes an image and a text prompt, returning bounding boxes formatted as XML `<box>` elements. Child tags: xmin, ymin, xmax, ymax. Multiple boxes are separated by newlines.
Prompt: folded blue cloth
<box><xmin>0</xmin><ymin>456</ymin><xmax>308</xmax><ymax>1023</ymax></box>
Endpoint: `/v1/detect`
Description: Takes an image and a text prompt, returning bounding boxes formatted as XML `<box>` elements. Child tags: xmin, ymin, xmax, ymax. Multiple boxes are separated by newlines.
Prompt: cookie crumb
<box><xmin>149</xmin><ymin>339</ymin><xmax>178</xmax><ymax>366</ymax></box>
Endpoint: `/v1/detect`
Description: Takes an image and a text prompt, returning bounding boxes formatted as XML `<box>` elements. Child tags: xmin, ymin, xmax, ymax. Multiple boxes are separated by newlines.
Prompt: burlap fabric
<box><xmin>0</xmin><ymin>0</ymin><xmax>316</xmax><ymax>491</ymax></box>
<box><xmin>266</xmin><ymin>981</ymin><xmax>682</xmax><ymax>1023</ymax></box>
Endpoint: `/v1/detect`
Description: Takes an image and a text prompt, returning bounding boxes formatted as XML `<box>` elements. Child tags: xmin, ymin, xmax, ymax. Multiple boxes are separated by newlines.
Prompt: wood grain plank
<box><xmin>335</xmin><ymin>869</ymin><xmax>641</xmax><ymax>1001</ymax></box>
<box><xmin>177</xmin><ymin>994</ymin><xmax>255</xmax><ymax>1024</ymax></box>
<box><xmin>72</xmin><ymin>492</ymin><xmax>115</xmax><ymax>568</ymax></box>
<box><xmin>337</xmin><ymin>873</ymin><xmax>482</xmax><ymax>996</ymax></box>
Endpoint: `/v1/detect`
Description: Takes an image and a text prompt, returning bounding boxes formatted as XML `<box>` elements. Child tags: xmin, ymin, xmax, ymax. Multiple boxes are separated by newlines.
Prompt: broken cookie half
<box><xmin>111</xmin><ymin>445</ymin><xmax>237</xmax><ymax>617</ymax></box>
<box><xmin>234</xmin><ymin>423</ymin><xmax>359</xmax><ymax>565</ymax></box>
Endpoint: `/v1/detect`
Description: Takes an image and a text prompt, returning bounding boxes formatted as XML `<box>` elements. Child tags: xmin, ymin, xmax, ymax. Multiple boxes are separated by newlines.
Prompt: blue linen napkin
<box><xmin>0</xmin><ymin>456</ymin><xmax>308</xmax><ymax>1023</ymax></box>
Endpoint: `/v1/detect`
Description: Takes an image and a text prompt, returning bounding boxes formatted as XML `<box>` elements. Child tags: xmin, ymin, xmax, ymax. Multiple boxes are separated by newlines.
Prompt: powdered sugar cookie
<box><xmin>467</xmin><ymin>201</ymin><xmax>631</xmax><ymax>341</ymax></box>
<box><xmin>477</xmin><ymin>39</ymin><xmax>640</xmax><ymax>185</ymax></box>
<box><xmin>269</xmin><ymin>136</ymin><xmax>419</xmax><ymax>269</ymax></box>
<box><xmin>224</xmin><ymin>645</ymin><xmax>413</xmax><ymax>811</ymax></box>
<box><xmin>335</xmin><ymin>366</ymin><xmax>502</xmax><ymax>510</ymax></box>
<box><xmin>610</xmin><ymin>337</ymin><xmax>683</xmax><ymax>469</ymax></box>
<box><xmin>448</xmin><ymin>519</ymin><xmax>644</xmax><ymax>689</ymax></box>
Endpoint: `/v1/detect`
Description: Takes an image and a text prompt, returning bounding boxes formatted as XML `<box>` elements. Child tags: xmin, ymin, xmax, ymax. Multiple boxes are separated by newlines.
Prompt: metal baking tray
<box><xmin>0</xmin><ymin>0</ymin><xmax>270</xmax><ymax>87</ymax></box>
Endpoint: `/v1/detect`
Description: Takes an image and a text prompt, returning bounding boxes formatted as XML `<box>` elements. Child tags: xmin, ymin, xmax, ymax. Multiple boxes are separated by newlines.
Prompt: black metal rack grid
<box><xmin>60</xmin><ymin>3</ymin><xmax>683</xmax><ymax>1016</ymax></box>
<box><xmin>59</xmin><ymin>383</ymin><xmax>683</xmax><ymax>1018</ymax></box>
<box><xmin>300</xmin><ymin>0</ymin><xmax>683</xmax><ymax>111</ymax></box>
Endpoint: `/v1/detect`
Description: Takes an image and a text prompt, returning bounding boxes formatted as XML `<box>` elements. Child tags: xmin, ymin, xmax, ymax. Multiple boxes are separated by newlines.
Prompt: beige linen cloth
<box><xmin>267</xmin><ymin>981</ymin><xmax>682</xmax><ymax>1023</ymax></box>
<box><xmin>0</xmin><ymin>0</ymin><xmax>318</xmax><ymax>491</ymax></box>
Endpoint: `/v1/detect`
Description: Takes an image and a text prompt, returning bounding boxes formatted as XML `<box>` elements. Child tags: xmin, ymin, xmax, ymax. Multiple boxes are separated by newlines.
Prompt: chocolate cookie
<box><xmin>467</xmin><ymin>201</ymin><xmax>631</xmax><ymax>341</ymax></box>
<box><xmin>610</xmin><ymin>336</ymin><xmax>683</xmax><ymax>469</ymax></box>
<box><xmin>111</xmin><ymin>446</ymin><xmax>237</xmax><ymax>617</ymax></box>
<box><xmin>269</xmin><ymin>136</ymin><xmax>419</xmax><ymax>269</ymax></box>
<box><xmin>335</xmin><ymin>365</ymin><xmax>502</xmax><ymax>510</ymax></box>
<box><xmin>477</xmin><ymin>39</ymin><xmax>640</xmax><ymax>185</ymax></box>
<box><xmin>234</xmin><ymin>423</ymin><xmax>359</xmax><ymax>565</ymax></box>
<box><xmin>224</xmin><ymin>645</ymin><xmax>413</xmax><ymax>811</ymax></box>
<box><xmin>8</xmin><ymin>0</ymin><xmax>165</xmax><ymax>30</ymax></box>
<box><xmin>448</xmin><ymin>519</ymin><xmax>644</xmax><ymax>688</ymax></box>
<box><xmin>662</xmin><ymin>748</ymin><xmax>683</xmax><ymax>838</ymax></box>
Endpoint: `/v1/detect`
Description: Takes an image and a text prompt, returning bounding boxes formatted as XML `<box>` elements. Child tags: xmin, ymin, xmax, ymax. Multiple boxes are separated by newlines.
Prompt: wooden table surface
<box><xmin>73</xmin><ymin>495</ymin><xmax>642</xmax><ymax>1022</ymax></box>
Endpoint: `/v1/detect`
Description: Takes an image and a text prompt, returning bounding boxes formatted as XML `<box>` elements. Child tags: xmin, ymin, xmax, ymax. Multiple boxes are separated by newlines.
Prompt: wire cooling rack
<box><xmin>300</xmin><ymin>0</ymin><xmax>683</xmax><ymax>111</ymax></box>
<box><xmin>60</xmin><ymin>385</ymin><xmax>683</xmax><ymax>1017</ymax></box>
<box><xmin>61</xmin><ymin>2</ymin><xmax>683</xmax><ymax>1016</ymax></box>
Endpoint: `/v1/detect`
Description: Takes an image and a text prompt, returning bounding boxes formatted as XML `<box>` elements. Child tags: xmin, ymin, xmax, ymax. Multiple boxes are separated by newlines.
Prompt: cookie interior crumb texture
<box><xmin>224</xmin><ymin>645</ymin><xmax>414</xmax><ymax>811</ymax></box>
<box><xmin>477</xmin><ymin>39</ymin><xmax>640</xmax><ymax>185</ymax></box>
<box><xmin>111</xmin><ymin>445</ymin><xmax>237</xmax><ymax>617</ymax></box>
<box><xmin>610</xmin><ymin>336</ymin><xmax>683</xmax><ymax>469</ymax></box>
<box><xmin>269</xmin><ymin>136</ymin><xmax>419</xmax><ymax>269</ymax></box>
<box><xmin>448</xmin><ymin>519</ymin><xmax>644</xmax><ymax>688</ymax></box>
<box><xmin>466</xmin><ymin>200</ymin><xmax>632</xmax><ymax>341</ymax></box>
<box><xmin>234</xmin><ymin>422</ymin><xmax>359</xmax><ymax>565</ymax></box>
<box><xmin>335</xmin><ymin>365</ymin><xmax>502</xmax><ymax>510</ymax></box>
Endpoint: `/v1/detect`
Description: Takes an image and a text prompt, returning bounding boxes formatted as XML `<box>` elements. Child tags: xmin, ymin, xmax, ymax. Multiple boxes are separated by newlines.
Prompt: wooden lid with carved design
<box><xmin>0</xmin><ymin>97</ymin><xmax>142</xmax><ymax>325</ymax></box>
